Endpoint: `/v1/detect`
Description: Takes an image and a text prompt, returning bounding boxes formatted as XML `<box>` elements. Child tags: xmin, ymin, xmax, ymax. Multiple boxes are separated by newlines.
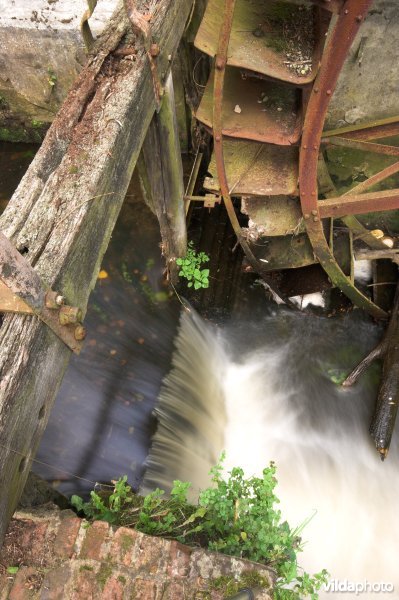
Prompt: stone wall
<box><xmin>0</xmin><ymin>506</ymin><xmax>275</xmax><ymax>599</ymax></box>
<box><xmin>0</xmin><ymin>0</ymin><xmax>117</xmax><ymax>141</ymax></box>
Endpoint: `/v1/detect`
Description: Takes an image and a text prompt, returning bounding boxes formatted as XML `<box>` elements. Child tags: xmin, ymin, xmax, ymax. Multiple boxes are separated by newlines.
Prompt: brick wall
<box><xmin>0</xmin><ymin>506</ymin><xmax>275</xmax><ymax>599</ymax></box>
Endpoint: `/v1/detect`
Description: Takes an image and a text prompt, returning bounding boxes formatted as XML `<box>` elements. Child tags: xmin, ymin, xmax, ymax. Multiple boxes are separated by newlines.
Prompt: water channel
<box><xmin>1</xmin><ymin>142</ymin><xmax>398</xmax><ymax>598</ymax></box>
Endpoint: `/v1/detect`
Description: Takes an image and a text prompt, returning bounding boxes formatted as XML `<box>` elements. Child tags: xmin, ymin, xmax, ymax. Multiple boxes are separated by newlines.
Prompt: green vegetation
<box><xmin>176</xmin><ymin>242</ymin><xmax>210</xmax><ymax>290</ymax></box>
<box><xmin>47</xmin><ymin>68</ymin><xmax>57</xmax><ymax>88</ymax></box>
<box><xmin>71</xmin><ymin>455</ymin><xmax>328</xmax><ymax>599</ymax></box>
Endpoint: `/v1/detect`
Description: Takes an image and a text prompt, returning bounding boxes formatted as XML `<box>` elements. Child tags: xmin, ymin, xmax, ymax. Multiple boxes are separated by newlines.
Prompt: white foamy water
<box><xmin>145</xmin><ymin>306</ymin><xmax>398</xmax><ymax>599</ymax></box>
<box><xmin>222</xmin><ymin>315</ymin><xmax>399</xmax><ymax>600</ymax></box>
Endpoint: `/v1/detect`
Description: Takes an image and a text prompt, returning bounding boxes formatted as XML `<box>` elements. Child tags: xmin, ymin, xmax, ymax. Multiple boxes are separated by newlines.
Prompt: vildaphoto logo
<box><xmin>324</xmin><ymin>580</ymin><xmax>395</xmax><ymax>595</ymax></box>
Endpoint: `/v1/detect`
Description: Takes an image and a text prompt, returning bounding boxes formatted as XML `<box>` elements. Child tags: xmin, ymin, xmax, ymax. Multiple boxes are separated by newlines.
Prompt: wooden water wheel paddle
<box><xmin>194</xmin><ymin>0</ymin><xmax>399</xmax><ymax>316</ymax></box>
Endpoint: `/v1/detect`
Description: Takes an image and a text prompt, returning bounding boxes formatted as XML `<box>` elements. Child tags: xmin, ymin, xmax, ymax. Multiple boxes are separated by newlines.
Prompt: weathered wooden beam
<box><xmin>140</xmin><ymin>72</ymin><xmax>187</xmax><ymax>283</ymax></box>
<box><xmin>0</xmin><ymin>0</ymin><xmax>193</xmax><ymax>547</ymax></box>
<box><xmin>319</xmin><ymin>189</ymin><xmax>399</xmax><ymax>219</ymax></box>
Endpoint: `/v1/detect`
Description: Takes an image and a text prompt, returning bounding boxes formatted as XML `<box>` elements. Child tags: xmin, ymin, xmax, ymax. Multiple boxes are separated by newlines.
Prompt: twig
<box><xmin>342</xmin><ymin>341</ymin><xmax>386</xmax><ymax>387</ymax></box>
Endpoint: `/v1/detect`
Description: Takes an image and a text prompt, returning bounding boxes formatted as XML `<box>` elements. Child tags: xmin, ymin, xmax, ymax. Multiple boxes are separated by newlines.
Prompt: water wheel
<box><xmin>193</xmin><ymin>0</ymin><xmax>399</xmax><ymax>317</ymax></box>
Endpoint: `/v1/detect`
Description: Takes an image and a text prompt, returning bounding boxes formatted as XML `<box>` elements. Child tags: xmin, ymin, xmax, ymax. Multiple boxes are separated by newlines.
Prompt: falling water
<box><xmin>143</xmin><ymin>307</ymin><xmax>226</xmax><ymax>495</ymax></box>
<box><xmin>145</xmin><ymin>303</ymin><xmax>399</xmax><ymax>599</ymax></box>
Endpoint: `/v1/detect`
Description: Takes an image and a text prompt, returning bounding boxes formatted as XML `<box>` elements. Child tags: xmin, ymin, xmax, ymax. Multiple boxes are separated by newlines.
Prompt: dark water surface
<box><xmin>0</xmin><ymin>143</ymin><xmax>181</xmax><ymax>496</ymax></box>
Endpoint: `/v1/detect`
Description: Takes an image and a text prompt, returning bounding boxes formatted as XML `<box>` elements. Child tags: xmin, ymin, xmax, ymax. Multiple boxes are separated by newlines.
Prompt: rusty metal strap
<box><xmin>0</xmin><ymin>232</ymin><xmax>84</xmax><ymax>353</ymax></box>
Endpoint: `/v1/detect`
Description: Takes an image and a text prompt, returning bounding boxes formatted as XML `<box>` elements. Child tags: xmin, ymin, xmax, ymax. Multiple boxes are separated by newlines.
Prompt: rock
<box><xmin>0</xmin><ymin>0</ymin><xmax>117</xmax><ymax>141</ymax></box>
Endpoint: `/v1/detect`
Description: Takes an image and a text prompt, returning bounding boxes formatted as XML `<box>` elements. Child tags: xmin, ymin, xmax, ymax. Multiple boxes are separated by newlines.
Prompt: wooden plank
<box><xmin>241</xmin><ymin>196</ymin><xmax>304</xmax><ymax>236</ymax></box>
<box><xmin>204</xmin><ymin>139</ymin><xmax>298</xmax><ymax>196</ymax></box>
<box><xmin>140</xmin><ymin>72</ymin><xmax>187</xmax><ymax>283</ymax></box>
<box><xmin>196</xmin><ymin>67</ymin><xmax>302</xmax><ymax>145</ymax></box>
<box><xmin>0</xmin><ymin>0</ymin><xmax>193</xmax><ymax>548</ymax></box>
<box><xmin>194</xmin><ymin>0</ymin><xmax>323</xmax><ymax>85</ymax></box>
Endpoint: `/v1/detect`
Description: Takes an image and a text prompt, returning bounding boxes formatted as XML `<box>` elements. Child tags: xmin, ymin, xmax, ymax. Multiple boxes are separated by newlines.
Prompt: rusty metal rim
<box><xmin>212</xmin><ymin>0</ymin><xmax>296</xmax><ymax>308</ymax></box>
<box><xmin>299</xmin><ymin>0</ymin><xmax>387</xmax><ymax>319</ymax></box>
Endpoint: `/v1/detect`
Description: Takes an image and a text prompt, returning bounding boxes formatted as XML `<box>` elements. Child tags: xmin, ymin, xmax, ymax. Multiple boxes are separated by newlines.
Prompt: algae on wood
<box><xmin>204</xmin><ymin>140</ymin><xmax>298</xmax><ymax>197</ymax></box>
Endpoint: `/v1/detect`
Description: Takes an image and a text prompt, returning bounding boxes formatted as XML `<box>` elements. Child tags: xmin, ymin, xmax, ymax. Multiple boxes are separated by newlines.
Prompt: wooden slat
<box><xmin>196</xmin><ymin>67</ymin><xmax>302</xmax><ymax>145</ymax></box>
<box><xmin>195</xmin><ymin>0</ymin><xmax>323</xmax><ymax>85</ymax></box>
<box><xmin>204</xmin><ymin>139</ymin><xmax>299</xmax><ymax>196</ymax></box>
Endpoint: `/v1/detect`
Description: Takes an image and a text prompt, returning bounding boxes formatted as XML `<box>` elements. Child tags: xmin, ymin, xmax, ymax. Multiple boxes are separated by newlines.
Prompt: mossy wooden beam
<box><xmin>0</xmin><ymin>0</ymin><xmax>193</xmax><ymax>548</ymax></box>
<box><xmin>140</xmin><ymin>72</ymin><xmax>187</xmax><ymax>283</ymax></box>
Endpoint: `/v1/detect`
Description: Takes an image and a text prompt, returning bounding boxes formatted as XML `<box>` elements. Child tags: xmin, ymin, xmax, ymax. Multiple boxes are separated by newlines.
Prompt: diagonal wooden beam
<box><xmin>0</xmin><ymin>0</ymin><xmax>193</xmax><ymax>549</ymax></box>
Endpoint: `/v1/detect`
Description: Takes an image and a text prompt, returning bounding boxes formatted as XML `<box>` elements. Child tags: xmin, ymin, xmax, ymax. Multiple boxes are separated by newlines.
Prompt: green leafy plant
<box><xmin>71</xmin><ymin>456</ymin><xmax>328</xmax><ymax>599</ymax></box>
<box><xmin>47</xmin><ymin>68</ymin><xmax>57</xmax><ymax>88</ymax></box>
<box><xmin>176</xmin><ymin>241</ymin><xmax>210</xmax><ymax>290</ymax></box>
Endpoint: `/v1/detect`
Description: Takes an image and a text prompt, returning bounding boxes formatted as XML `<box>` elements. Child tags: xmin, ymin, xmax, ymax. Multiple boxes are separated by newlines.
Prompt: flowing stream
<box><xmin>2</xmin><ymin>143</ymin><xmax>398</xmax><ymax>598</ymax></box>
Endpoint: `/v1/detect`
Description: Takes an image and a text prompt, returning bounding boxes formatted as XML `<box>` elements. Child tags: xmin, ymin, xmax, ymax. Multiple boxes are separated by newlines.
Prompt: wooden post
<box><xmin>140</xmin><ymin>72</ymin><xmax>187</xmax><ymax>282</ymax></box>
<box><xmin>0</xmin><ymin>0</ymin><xmax>193</xmax><ymax>548</ymax></box>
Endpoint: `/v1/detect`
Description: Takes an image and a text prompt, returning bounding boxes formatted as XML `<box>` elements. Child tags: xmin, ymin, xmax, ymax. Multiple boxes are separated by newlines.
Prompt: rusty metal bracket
<box><xmin>124</xmin><ymin>0</ymin><xmax>163</xmax><ymax>110</ymax></box>
<box><xmin>184</xmin><ymin>194</ymin><xmax>221</xmax><ymax>208</ymax></box>
<box><xmin>211</xmin><ymin>0</ymin><xmax>296</xmax><ymax>308</ymax></box>
<box><xmin>299</xmin><ymin>0</ymin><xmax>387</xmax><ymax>320</ymax></box>
<box><xmin>0</xmin><ymin>232</ymin><xmax>85</xmax><ymax>353</ymax></box>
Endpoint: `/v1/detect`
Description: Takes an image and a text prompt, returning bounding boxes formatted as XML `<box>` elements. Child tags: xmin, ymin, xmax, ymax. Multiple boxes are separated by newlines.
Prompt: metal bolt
<box><xmin>150</xmin><ymin>43</ymin><xmax>160</xmax><ymax>57</ymax></box>
<box><xmin>303</xmin><ymin>145</ymin><xmax>308</xmax><ymax>149</ymax></box>
<box><xmin>313</xmin><ymin>145</ymin><xmax>318</xmax><ymax>150</ymax></box>
<box><xmin>344</xmin><ymin>9</ymin><xmax>349</xmax><ymax>14</ymax></box>
<box><xmin>215</xmin><ymin>135</ymin><xmax>221</xmax><ymax>142</ymax></box>
<box><xmin>313</xmin><ymin>216</ymin><xmax>320</xmax><ymax>222</ymax></box>
<box><xmin>45</xmin><ymin>290</ymin><xmax>61</xmax><ymax>309</ymax></box>
<box><xmin>326</xmin><ymin>89</ymin><xmax>332</xmax><ymax>95</ymax></box>
<box><xmin>311</xmin><ymin>191</ymin><xmax>316</xmax><ymax>195</ymax></box>
<box><xmin>74</xmin><ymin>325</ymin><xmax>87</xmax><ymax>341</ymax></box>
<box><xmin>313</xmin><ymin>88</ymin><xmax>319</xmax><ymax>93</ymax></box>
<box><xmin>356</xmin><ymin>15</ymin><xmax>363</xmax><ymax>22</ymax></box>
<box><xmin>311</xmin><ymin>209</ymin><xmax>318</xmax><ymax>216</ymax></box>
<box><xmin>59</xmin><ymin>305</ymin><xmax>82</xmax><ymax>326</ymax></box>
<box><xmin>215</xmin><ymin>56</ymin><xmax>225</xmax><ymax>70</ymax></box>
<box><xmin>304</xmin><ymin>214</ymin><xmax>310</xmax><ymax>219</ymax></box>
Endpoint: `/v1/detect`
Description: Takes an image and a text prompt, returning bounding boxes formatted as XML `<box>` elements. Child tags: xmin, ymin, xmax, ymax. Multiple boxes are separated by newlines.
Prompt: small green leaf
<box><xmin>202</xmin><ymin>269</ymin><xmax>210</xmax><ymax>277</ymax></box>
<box><xmin>7</xmin><ymin>567</ymin><xmax>19</xmax><ymax>575</ymax></box>
<box><xmin>194</xmin><ymin>281</ymin><xmax>202</xmax><ymax>290</ymax></box>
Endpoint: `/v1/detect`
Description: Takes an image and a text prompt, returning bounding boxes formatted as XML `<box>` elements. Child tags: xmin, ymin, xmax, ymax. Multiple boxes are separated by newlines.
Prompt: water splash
<box><xmin>142</xmin><ymin>308</ymin><xmax>227</xmax><ymax>495</ymax></box>
<box><xmin>146</xmin><ymin>306</ymin><xmax>399</xmax><ymax>599</ymax></box>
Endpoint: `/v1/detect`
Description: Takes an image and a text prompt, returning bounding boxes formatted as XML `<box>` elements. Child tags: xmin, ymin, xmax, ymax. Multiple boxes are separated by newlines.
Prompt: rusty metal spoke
<box><xmin>299</xmin><ymin>0</ymin><xmax>387</xmax><ymax>319</ymax></box>
<box><xmin>319</xmin><ymin>189</ymin><xmax>399</xmax><ymax>219</ymax></box>
<box><xmin>323</xmin><ymin>116</ymin><xmax>399</xmax><ymax>142</ymax></box>
<box><xmin>322</xmin><ymin>137</ymin><xmax>399</xmax><ymax>157</ymax></box>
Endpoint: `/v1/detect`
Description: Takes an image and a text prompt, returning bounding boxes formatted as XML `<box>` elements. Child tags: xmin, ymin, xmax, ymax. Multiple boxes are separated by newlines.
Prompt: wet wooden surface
<box><xmin>0</xmin><ymin>0</ymin><xmax>193</xmax><ymax>549</ymax></box>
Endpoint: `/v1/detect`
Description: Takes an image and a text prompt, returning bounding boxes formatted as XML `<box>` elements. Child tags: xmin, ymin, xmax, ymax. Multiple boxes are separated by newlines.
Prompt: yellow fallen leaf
<box><xmin>98</xmin><ymin>269</ymin><xmax>109</xmax><ymax>279</ymax></box>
